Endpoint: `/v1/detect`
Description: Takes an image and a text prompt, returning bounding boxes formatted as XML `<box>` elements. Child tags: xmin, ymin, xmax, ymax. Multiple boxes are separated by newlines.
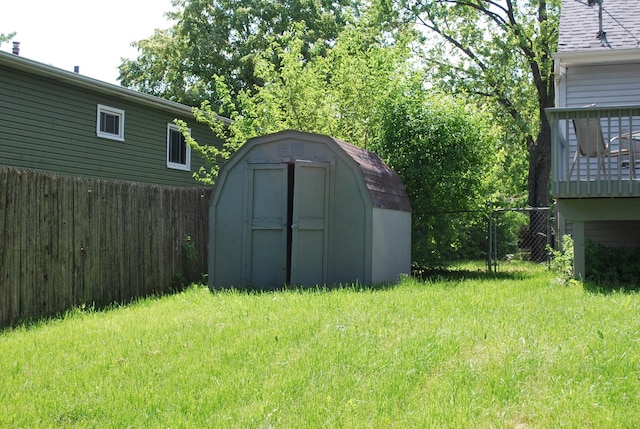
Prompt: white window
<box><xmin>167</xmin><ymin>123</ymin><xmax>191</xmax><ymax>171</ymax></box>
<box><xmin>96</xmin><ymin>104</ymin><xmax>125</xmax><ymax>141</ymax></box>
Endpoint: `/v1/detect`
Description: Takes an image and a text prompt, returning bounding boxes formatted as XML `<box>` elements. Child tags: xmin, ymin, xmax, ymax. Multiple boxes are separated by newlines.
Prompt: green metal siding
<box><xmin>0</xmin><ymin>63</ymin><xmax>222</xmax><ymax>187</ymax></box>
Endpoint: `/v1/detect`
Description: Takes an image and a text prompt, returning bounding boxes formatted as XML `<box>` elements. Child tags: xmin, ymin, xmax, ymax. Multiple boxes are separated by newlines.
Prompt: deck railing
<box><xmin>546</xmin><ymin>105</ymin><xmax>640</xmax><ymax>198</ymax></box>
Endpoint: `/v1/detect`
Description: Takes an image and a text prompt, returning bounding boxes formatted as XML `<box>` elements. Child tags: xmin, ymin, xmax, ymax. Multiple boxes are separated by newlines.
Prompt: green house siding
<box><xmin>0</xmin><ymin>58</ymin><xmax>222</xmax><ymax>187</ymax></box>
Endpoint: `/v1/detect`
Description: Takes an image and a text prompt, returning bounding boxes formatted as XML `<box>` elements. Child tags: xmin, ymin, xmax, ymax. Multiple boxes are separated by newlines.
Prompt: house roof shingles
<box><xmin>559</xmin><ymin>0</ymin><xmax>640</xmax><ymax>52</ymax></box>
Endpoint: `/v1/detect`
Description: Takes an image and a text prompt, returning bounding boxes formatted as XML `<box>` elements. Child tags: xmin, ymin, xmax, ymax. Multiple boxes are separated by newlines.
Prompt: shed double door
<box><xmin>246</xmin><ymin>161</ymin><xmax>330</xmax><ymax>287</ymax></box>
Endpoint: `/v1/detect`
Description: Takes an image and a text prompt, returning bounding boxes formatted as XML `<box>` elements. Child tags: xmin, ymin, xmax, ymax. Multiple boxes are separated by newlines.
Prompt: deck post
<box><xmin>572</xmin><ymin>221</ymin><xmax>585</xmax><ymax>280</ymax></box>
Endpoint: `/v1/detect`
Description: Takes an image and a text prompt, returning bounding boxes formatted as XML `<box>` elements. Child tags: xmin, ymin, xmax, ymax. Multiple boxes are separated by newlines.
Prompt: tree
<box><xmin>118</xmin><ymin>0</ymin><xmax>360</xmax><ymax>108</ymax></box>
<box><xmin>177</xmin><ymin>21</ymin><xmax>416</xmax><ymax>184</ymax></box>
<box><xmin>0</xmin><ymin>32</ymin><xmax>15</xmax><ymax>45</ymax></box>
<box><xmin>379</xmin><ymin>0</ymin><xmax>559</xmax><ymax>261</ymax></box>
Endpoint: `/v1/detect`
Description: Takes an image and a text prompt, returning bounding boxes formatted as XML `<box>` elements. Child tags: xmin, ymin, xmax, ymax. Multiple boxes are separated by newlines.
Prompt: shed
<box><xmin>209</xmin><ymin>130</ymin><xmax>412</xmax><ymax>289</ymax></box>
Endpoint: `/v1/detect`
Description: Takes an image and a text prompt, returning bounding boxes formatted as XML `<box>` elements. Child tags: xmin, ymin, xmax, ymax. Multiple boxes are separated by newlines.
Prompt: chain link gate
<box><xmin>487</xmin><ymin>206</ymin><xmax>555</xmax><ymax>272</ymax></box>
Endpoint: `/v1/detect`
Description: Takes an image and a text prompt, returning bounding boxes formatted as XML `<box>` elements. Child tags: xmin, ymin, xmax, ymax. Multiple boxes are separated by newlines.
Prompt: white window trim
<box><xmin>166</xmin><ymin>123</ymin><xmax>191</xmax><ymax>171</ymax></box>
<box><xmin>96</xmin><ymin>104</ymin><xmax>125</xmax><ymax>141</ymax></box>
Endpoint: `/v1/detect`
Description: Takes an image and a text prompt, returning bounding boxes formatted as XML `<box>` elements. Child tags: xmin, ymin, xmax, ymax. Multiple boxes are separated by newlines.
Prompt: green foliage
<box><xmin>0</xmin><ymin>32</ymin><xmax>16</xmax><ymax>45</ymax></box>
<box><xmin>548</xmin><ymin>234</ymin><xmax>575</xmax><ymax>286</ymax></box>
<box><xmin>586</xmin><ymin>239</ymin><xmax>640</xmax><ymax>289</ymax></box>
<box><xmin>483</xmin><ymin>140</ymin><xmax>529</xmax><ymax>207</ymax></box>
<box><xmin>224</xmin><ymin>22</ymin><xmax>412</xmax><ymax>144</ymax></box>
<box><xmin>370</xmin><ymin>93</ymin><xmax>496</xmax><ymax>267</ymax></box>
<box><xmin>117</xmin><ymin>0</ymin><xmax>555</xmax><ymax>215</ymax></box>
<box><xmin>184</xmin><ymin>21</ymin><xmax>416</xmax><ymax>184</ymax></box>
<box><xmin>153</xmin><ymin>5</ymin><xmax>512</xmax><ymax>269</ymax></box>
<box><xmin>174</xmin><ymin>113</ymin><xmax>238</xmax><ymax>185</ymax></box>
<box><xmin>173</xmin><ymin>235</ymin><xmax>201</xmax><ymax>288</ymax></box>
<box><xmin>118</xmin><ymin>0</ymin><xmax>360</xmax><ymax>107</ymax></box>
<box><xmin>493</xmin><ymin>208</ymin><xmax>530</xmax><ymax>260</ymax></box>
<box><xmin>182</xmin><ymin>234</ymin><xmax>197</xmax><ymax>261</ymax></box>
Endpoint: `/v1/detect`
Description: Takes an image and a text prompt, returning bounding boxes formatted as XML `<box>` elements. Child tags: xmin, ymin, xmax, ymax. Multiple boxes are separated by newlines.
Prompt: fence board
<box><xmin>0</xmin><ymin>172</ymin><xmax>19</xmax><ymax>324</ymax></box>
<box><xmin>18</xmin><ymin>170</ymin><xmax>30</xmax><ymax>320</ymax></box>
<box><xmin>0</xmin><ymin>169</ymin><xmax>9</xmax><ymax>326</ymax></box>
<box><xmin>0</xmin><ymin>167</ymin><xmax>212</xmax><ymax>328</ymax></box>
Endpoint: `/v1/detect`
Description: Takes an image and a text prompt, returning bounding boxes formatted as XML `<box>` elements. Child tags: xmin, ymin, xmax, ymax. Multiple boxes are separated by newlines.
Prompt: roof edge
<box><xmin>553</xmin><ymin>48</ymin><xmax>640</xmax><ymax>65</ymax></box>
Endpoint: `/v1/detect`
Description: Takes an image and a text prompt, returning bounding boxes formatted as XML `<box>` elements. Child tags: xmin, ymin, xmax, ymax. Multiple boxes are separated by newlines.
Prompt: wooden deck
<box><xmin>546</xmin><ymin>105</ymin><xmax>640</xmax><ymax>198</ymax></box>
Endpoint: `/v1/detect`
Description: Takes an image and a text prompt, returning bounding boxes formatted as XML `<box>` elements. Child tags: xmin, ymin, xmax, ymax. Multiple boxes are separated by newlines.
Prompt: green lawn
<box><xmin>2</xmin><ymin>262</ymin><xmax>639</xmax><ymax>428</ymax></box>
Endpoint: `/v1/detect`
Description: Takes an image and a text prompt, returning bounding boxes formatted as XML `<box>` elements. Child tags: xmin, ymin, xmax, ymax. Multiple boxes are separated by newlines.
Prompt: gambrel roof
<box><xmin>333</xmin><ymin>138</ymin><xmax>412</xmax><ymax>212</ymax></box>
<box><xmin>227</xmin><ymin>130</ymin><xmax>412</xmax><ymax>212</ymax></box>
<box><xmin>559</xmin><ymin>0</ymin><xmax>640</xmax><ymax>52</ymax></box>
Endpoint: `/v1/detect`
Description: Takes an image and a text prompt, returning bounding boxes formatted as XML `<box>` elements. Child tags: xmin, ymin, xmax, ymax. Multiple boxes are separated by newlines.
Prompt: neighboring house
<box><xmin>0</xmin><ymin>50</ymin><xmax>228</xmax><ymax>187</ymax></box>
<box><xmin>547</xmin><ymin>0</ymin><xmax>640</xmax><ymax>279</ymax></box>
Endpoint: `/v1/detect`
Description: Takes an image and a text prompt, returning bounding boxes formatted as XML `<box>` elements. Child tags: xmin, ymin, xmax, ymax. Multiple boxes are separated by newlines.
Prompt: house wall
<box><xmin>585</xmin><ymin>221</ymin><xmax>640</xmax><ymax>248</ymax></box>
<box><xmin>557</xmin><ymin>198</ymin><xmax>640</xmax><ymax>277</ymax></box>
<box><xmin>565</xmin><ymin>62</ymin><xmax>640</xmax><ymax>107</ymax></box>
<box><xmin>0</xmin><ymin>62</ymin><xmax>221</xmax><ymax>187</ymax></box>
<box><xmin>556</xmin><ymin>62</ymin><xmax>640</xmax><ymax>179</ymax></box>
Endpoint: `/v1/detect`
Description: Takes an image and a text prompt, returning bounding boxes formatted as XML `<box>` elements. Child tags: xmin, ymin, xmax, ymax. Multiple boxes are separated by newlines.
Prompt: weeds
<box><xmin>548</xmin><ymin>234</ymin><xmax>575</xmax><ymax>286</ymax></box>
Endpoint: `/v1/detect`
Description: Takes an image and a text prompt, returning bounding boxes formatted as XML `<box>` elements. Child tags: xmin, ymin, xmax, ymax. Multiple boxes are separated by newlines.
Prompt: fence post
<box><xmin>486</xmin><ymin>203</ymin><xmax>493</xmax><ymax>273</ymax></box>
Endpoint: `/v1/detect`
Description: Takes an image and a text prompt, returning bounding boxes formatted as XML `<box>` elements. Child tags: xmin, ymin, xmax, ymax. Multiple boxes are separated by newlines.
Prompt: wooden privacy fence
<box><xmin>0</xmin><ymin>167</ymin><xmax>212</xmax><ymax>328</ymax></box>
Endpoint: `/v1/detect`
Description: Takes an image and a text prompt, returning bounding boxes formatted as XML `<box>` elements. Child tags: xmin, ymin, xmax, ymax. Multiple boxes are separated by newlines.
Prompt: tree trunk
<box><xmin>527</xmin><ymin>111</ymin><xmax>552</xmax><ymax>262</ymax></box>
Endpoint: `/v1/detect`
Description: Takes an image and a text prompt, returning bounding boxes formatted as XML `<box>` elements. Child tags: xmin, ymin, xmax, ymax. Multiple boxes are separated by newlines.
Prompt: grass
<box><xmin>1</xmin><ymin>262</ymin><xmax>640</xmax><ymax>428</ymax></box>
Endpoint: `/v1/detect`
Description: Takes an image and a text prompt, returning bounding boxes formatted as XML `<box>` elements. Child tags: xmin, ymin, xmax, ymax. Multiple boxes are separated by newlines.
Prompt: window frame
<box><xmin>166</xmin><ymin>123</ymin><xmax>191</xmax><ymax>171</ymax></box>
<box><xmin>96</xmin><ymin>104</ymin><xmax>125</xmax><ymax>141</ymax></box>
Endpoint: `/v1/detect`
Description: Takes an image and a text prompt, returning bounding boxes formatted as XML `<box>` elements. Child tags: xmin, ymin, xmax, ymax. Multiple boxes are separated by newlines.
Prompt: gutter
<box><xmin>553</xmin><ymin>48</ymin><xmax>640</xmax><ymax>66</ymax></box>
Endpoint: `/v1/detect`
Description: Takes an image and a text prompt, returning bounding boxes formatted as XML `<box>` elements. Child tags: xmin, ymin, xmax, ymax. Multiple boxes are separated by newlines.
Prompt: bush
<box><xmin>586</xmin><ymin>239</ymin><xmax>640</xmax><ymax>287</ymax></box>
<box><xmin>370</xmin><ymin>94</ymin><xmax>495</xmax><ymax>268</ymax></box>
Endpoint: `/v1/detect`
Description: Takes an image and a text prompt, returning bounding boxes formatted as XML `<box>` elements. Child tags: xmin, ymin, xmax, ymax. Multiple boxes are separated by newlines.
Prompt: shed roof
<box><xmin>331</xmin><ymin>137</ymin><xmax>412</xmax><ymax>213</ymax></box>
<box><xmin>242</xmin><ymin>130</ymin><xmax>412</xmax><ymax>213</ymax></box>
<box><xmin>558</xmin><ymin>0</ymin><xmax>640</xmax><ymax>52</ymax></box>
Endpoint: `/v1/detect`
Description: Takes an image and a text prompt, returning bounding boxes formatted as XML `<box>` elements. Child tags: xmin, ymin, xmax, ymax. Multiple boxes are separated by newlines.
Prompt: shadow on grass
<box><xmin>211</xmin><ymin>281</ymin><xmax>401</xmax><ymax>294</ymax></box>
<box><xmin>412</xmin><ymin>269</ymin><xmax>530</xmax><ymax>282</ymax></box>
<box><xmin>410</xmin><ymin>266</ymin><xmax>537</xmax><ymax>282</ymax></box>
<box><xmin>2</xmin><ymin>284</ymin><xmax>193</xmax><ymax>332</ymax></box>
<box><xmin>583</xmin><ymin>280</ymin><xmax>640</xmax><ymax>295</ymax></box>
<box><xmin>213</xmin><ymin>263</ymin><xmax>542</xmax><ymax>296</ymax></box>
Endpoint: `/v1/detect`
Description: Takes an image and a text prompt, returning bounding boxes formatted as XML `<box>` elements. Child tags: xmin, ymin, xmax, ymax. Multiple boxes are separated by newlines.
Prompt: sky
<box><xmin>0</xmin><ymin>0</ymin><xmax>175</xmax><ymax>84</ymax></box>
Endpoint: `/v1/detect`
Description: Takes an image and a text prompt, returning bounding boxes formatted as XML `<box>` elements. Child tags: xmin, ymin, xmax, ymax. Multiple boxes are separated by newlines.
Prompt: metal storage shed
<box><xmin>209</xmin><ymin>130</ymin><xmax>412</xmax><ymax>289</ymax></box>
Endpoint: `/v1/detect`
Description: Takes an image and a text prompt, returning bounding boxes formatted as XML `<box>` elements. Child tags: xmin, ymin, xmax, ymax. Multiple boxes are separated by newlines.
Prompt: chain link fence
<box><xmin>486</xmin><ymin>206</ymin><xmax>556</xmax><ymax>272</ymax></box>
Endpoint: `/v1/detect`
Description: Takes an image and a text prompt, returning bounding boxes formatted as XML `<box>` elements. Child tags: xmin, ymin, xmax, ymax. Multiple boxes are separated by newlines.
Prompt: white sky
<box><xmin>0</xmin><ymin>0</ymin><xmax>175</xmax><ymax>84</ymax></box>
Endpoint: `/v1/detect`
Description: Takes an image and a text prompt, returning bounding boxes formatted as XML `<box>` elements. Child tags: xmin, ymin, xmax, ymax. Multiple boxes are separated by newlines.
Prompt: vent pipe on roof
<box><xmin>12</xmin><ymin>41</ymin><xmax>20</xmax><ymax>55</ymax></box>
<box><xmin>588</xmin><ymin>0</ymin><xmax>606</xmax><ymax>40</ymax></box>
